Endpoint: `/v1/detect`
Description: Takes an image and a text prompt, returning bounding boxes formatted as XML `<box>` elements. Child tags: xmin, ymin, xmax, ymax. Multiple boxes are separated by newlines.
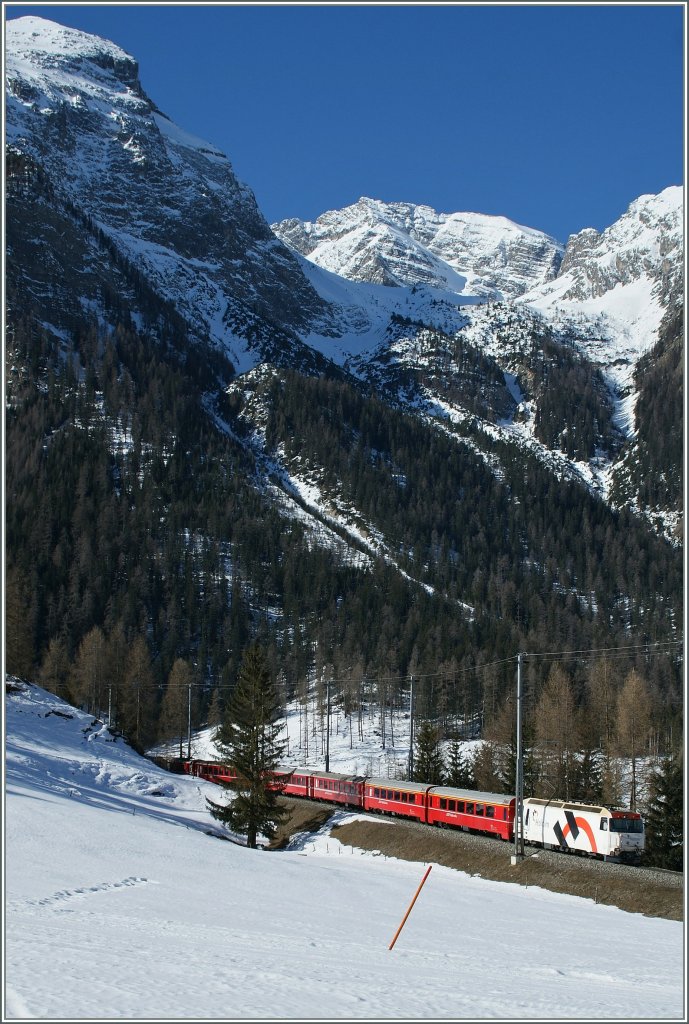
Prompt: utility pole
<box><xmin>325</xmin><ymin>675</ymin><xmax>331</xmax><ymax>773</ymax></box>
<box><xmin>512</xmin><ymin>652</ymin><xmax>525</xmax><ymax>863</ymax></box>
<box><xmin>408</xmin><ymin>676</ymin><xmax>415</xmax><ymax>781</ymax></box>
<box><xmin>187</xmin><ymin>681</ymin><xmax>192</xmax><ymax>760</ymax></box>
<box><xmin>107</xmin><ymin>684</ymin><xmax>112</xmax><ymax>729</ymax></box>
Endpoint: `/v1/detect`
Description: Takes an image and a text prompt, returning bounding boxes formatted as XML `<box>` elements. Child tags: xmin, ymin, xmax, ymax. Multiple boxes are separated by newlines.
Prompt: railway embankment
<box><xmin>273</xmin><ymin>797</ymin><xmax>683</xmax><ymax>922</ymax></box>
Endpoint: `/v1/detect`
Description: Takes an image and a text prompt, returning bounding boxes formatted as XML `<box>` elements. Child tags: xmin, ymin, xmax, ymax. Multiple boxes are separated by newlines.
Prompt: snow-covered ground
<box><xmin>5</xmin><ymin>679</ymin><xmax>685</xmax><ymax>1020</ymax></box>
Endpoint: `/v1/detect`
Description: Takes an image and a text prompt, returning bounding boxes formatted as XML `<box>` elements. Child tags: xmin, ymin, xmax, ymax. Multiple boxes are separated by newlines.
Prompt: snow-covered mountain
<box><xmin>5</xmin><ymin>16</ymin><xmax>333</xmax><ymax>374</ymax></box>
<box><xmin>272</xmin><ymin>186</ymin><xmax>683</xmax><ymax>539</ymax></box>
<box><xmin>5</xmin><ymin>15</ymin><xmax>683</xmax><ymax>706</ymax></box>
<box><xmin>521</xmin><ymin>186</ymin><xmax>683</xmax><ymax>376</ymax></box>
<box><xmin>273</xmin><ymin>196</ymin><xmax>565</xmax><ymax>299</ymax></box>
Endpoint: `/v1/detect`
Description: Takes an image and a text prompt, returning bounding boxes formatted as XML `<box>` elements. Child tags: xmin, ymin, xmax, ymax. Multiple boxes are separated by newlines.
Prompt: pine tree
<box><xmin>412</xmin><ymin>720</ymin><xmax>445</xmax><ymax>785</ymax></box>
<box><xmin>208</xmin><ymin>643</ymin><xmax>288</xmax><ymax>849</ymax></box>
<box><xmin>5</xmin><ymin>566</ymin><xmax>35</xmax><ymax>680</ymax></box>
<box><xmin>643</xmin><ymin>753</ymin><xmax>683</xmax><ymax>870</ymax></box>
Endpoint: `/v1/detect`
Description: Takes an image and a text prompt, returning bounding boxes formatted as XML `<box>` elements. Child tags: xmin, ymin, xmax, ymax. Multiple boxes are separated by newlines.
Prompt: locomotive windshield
<box><xmin>610</xmin><ymin>817</ymin><xmax>644</xmax><ymax>833</ymax></box>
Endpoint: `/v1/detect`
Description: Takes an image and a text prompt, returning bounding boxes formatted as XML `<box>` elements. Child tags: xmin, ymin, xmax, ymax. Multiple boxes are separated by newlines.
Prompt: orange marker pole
<box><xmin>388</xmin><ymin>864</ymin><xmax>432</xmax><ymax>950</ymax></box>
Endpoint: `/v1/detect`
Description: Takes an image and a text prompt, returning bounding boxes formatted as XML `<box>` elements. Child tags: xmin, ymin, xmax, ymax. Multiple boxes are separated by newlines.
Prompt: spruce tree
<box><xmin>208</xmin><ymin>643</ymin><xmax>288</xmax><ymax>849</ymax></box>
<box><xmin>643</xmin><ymin>753</ymin><xmax>683</xmax><ymax>870</ymax></box>
<box><xmin>445</xmin><ymin>738</ymin><xmax>474</xmax><ymax>789</ymax></box>
<box><xmin>413</xmin><ymin>720</ymin><xmax>445</xmax><ymax>785</ymax></box>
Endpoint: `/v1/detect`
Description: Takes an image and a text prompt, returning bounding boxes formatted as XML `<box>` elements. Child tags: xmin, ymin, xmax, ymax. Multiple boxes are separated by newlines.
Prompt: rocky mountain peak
<box><xmin>273</xmin><ymin>197</ymin><xmax>564</xmax><ymax>300</ymax></box>
<box><xmin>6</xmin><ymin>16</ymin><xmax>141</xmax><ymax>93</ymax></box>
<box><xmin>555</xmin><ymin>186</ymin><xmax>683</xmax><ymax>304</ymax></box>
<box><xmin>5</xmin><ymin>16</ymin><xmax>331</xmax><ymax>371</ymax></box>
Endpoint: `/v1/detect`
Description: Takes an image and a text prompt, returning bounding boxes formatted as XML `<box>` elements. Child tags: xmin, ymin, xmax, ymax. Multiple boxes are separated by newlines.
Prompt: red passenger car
<box><xmin>363</xmin><ymin>778</ymin><xmax>432</xmax><ymax>823</ymax></box>
<box><xmin>426</xmin><ymin>786</ymin><xmax>515</xmax><ymax>839</ymax></box>
<box><xmin>184</xmin><ymin>759</ymin><xmax>239</xmax><ymax>785</ymax></box>
<box><xmin>307</xmin><ymin>771</ymin><xmax>366</xmax><ymax>808</ymax></box>
<box><xmin>279</xmin><ymin>768</ymin><xmax>317</xmax><ymax>799</ymax></box>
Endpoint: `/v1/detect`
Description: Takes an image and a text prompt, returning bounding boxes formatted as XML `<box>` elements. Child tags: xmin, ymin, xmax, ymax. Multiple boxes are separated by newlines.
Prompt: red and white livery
<box><xmin>523</xmin><ymin>798</ymin><xmax>644</xmax><ymax>861</ymax></box>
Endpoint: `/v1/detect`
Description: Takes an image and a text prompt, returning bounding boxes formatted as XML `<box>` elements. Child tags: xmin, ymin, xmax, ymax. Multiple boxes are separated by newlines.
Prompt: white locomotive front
<box><xmin>522</xmin><ymin>798</ymin><xmax>644</xmax><ymax>862</ymax></box>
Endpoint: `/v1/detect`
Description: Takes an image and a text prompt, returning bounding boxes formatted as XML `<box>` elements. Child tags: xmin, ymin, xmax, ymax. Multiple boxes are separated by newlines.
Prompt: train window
<box><xmin>475</xmin><ymin>804</ymin><xmax>485</xmax><ymax>816</ymax></box>
<box><xmin>486</xmin><ymin>806</ymin><xmax>495</xmax><ymax>818</ymax></box>
<box><xmin>440</xmin><ymin>798</ymin><xmax>447</xmax><ymax>810</ymax></box>
<box><xmin>448</xmin><ymin>800</ymin><xmax>456</xmax><ymax>812</ymax></box>
<box><xmin>457</xmin><ymin>801</ymin><xmax>465</xmax><ymax>812</ymax></box>
<box><xmin>373</xmin><ymin>788</ymin><xmax>379</xmax><ymax>797</ymax></box>
<box><xmin>466</xmin><ymin>803</ymin><xmax>474</xmax><ymax>814</ymax></box>
<box><xmin>600</xmin><ymin>819</ymin><xmax>608</xmax><ymax>831</ymax></box>
<box><xmin>409</xmin><ymin>794</ymin><xmax>416</xmax><ymax>804</ymax></box>
<box><xmin>611</xmin><ymin>818</ymin><xmax>644</xmax><ymax>833</ymax></box>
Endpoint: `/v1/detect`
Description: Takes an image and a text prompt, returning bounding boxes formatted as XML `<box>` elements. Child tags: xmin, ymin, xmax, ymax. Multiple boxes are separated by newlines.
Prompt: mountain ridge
<box><xmin>4</xmin><ymin>16</ymin><xmax>683</xmax><ymax>743</ymax></box>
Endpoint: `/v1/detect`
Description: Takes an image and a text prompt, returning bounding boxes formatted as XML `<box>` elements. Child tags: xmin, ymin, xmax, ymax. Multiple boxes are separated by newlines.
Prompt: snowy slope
<box><xmin>519</xmin><ymin>185</ymin><xmax>684</xmax><ymax>392</ymax></box>
<box><xmin>5</xmin><ymin>680</ymin><xmax>684</xmax><ymax>1020</ymax></box>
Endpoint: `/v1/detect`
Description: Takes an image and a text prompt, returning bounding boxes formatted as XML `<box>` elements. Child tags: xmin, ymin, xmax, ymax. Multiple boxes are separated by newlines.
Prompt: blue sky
<box><xmin>3</xmin><ymin>3</ymin><xmax>686</xmax><ymax>241</ymax></box>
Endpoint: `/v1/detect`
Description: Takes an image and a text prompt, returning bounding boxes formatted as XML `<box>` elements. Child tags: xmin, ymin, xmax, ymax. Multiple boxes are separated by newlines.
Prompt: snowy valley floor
<box><xmin>4</xmin><ymin>682</ymin><xmax>686</xmax><ymax>1021</ymax></box>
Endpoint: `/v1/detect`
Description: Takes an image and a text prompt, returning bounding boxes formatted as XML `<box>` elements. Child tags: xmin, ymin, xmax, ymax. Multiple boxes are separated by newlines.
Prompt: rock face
<box><xmin>273</xmin><ymin>196</ymin><xmax>565</xmax><ymax>299</ymax></box>
<box><xmin>527</xmin><ymin>187</ymin><xmax>683</xmax><ymax>307</ymax></box>
<box><xmin>5</xmin><ymin>16</ymin><xmax>330</xmax><ymax>370</ymax></box>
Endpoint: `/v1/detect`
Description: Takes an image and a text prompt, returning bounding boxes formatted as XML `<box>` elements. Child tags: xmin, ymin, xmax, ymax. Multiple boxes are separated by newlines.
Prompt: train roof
<box><xmin>280</xmin><ymin>768</ymin><xmax>366</xmax><ymax>783</ymax></box>
<box><xmin>524</xmin><ymin>797</ymin><xmax>607</xmax><ymax>813</ymax></box>
<box><xmin>365</xmin><ymin>777</ymin><xmax>431</xmax><ymax>793</ymax></box>
<box><xmin>429</xmin><ymin>785</ymin><xmax>515</xmax><ymax>805</ymax></box>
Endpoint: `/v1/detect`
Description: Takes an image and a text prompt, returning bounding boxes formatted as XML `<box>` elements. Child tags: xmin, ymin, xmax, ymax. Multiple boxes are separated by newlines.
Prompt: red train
<box><xmin>175</xmin><ymin>759</ymin><xmax>515</xmax><ymax>842</ymax></box>
<box><xmin>167</xmin><ymin>757</ymin><xmax>645</xmax><ymax>862</ymax></box>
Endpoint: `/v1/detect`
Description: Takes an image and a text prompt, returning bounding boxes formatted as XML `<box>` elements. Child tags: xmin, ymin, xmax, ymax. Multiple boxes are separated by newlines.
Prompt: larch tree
<box><xmin>160</xmin><ymin>658</ymin><xmax>193</xmax><ymax>758</ymax></box>
<box><xmin>533</xmin><ymin>664</ymin><xmax>580</xmax><ymax>801</ymax></box>
<box><xmin>38</xmin><ymin>636</ymin><xmax>72</xmax><ymax>702</ymax></box>
<box><xmin>71</xmin><ymin>626</ymin><xmax>108</xmax><ymax>718</ymax></box>
<box><xmin>120</xmin><ymin>635</ymin><xmax>157</xmax><ymax>752</ymax></box>
<box><xmin>207</xmin><ymin>643</ymin><xmax>288</xmax><ymax>849</ymax></box>
<box><xmin>615</xmin><ymin>668</ymin><xmax>652</xmax><ymax>811</ymax></box>
<box><xmin>584</xmin><ymin>658</ymin><xmax>622</xmax><ymax>805</ymax></box>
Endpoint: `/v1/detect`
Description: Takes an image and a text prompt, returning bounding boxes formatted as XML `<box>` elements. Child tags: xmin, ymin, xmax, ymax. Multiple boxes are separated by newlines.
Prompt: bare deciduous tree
<box><xmin>615</xmin><ymin>669</ymin><xmax>652</xmax><ymax>811</ymax></box>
